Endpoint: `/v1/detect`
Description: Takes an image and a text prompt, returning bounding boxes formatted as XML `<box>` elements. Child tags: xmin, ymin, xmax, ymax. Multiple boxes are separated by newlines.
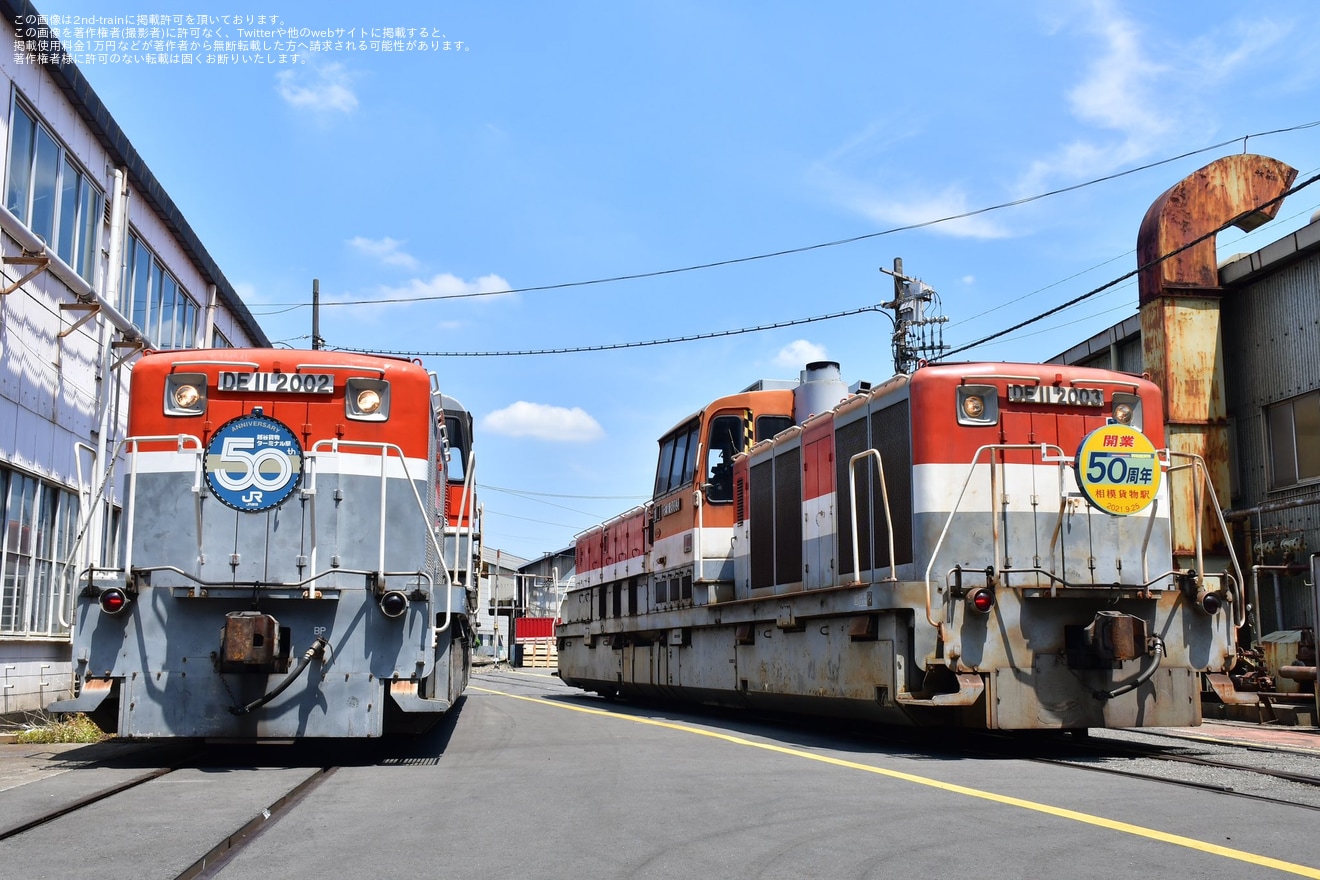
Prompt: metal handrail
<box><xmin>449</xmin><ymin>450</ymin><xmax>478</xmax><ymax>588</ymax></box>
<box><xmin>122</xmin><ymin>434</ymin><xmax>205</xmax><ymax>588</ymax></box>
<box><xmin>311</xmin><ymin>438</ymin><xmax>453</xmax><ymax>633</ymax></box>
<box><xmin>922</xmin><ymin>443</ymin><xmax>1065</xmax><ymax>630</ymax></box>
<box><xmin>1165</xmin><ymin>450</ymin><xmax>1246</xmax><ymax>629</ymax></box>
<box><xmin>847</xmin><ymin>449</ymin><xmax>898</xmax><ymax>585</ymax></box>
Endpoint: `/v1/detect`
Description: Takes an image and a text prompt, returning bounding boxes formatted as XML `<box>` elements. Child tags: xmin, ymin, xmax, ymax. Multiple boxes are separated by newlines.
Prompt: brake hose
<box><xmin>230</xmin><ymin>637</ymin><xmax>330</xmax><ymax>715</ymax></box>
<box><xmin>1093</xmin><ymin>636</ymin><xmax>1165</xmax><ymax>702</ymax></box>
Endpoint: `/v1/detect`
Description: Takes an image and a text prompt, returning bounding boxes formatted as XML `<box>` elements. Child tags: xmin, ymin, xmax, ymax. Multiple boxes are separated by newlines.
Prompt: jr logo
<box><xmin>205</xmin><ymin>415</ymin><xmax>303</xmax><ymax>512</ymax></box>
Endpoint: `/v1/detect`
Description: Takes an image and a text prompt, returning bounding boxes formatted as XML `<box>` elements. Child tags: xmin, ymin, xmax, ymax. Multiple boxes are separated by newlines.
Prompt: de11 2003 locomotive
<box><xmin>558</xmin><ymin>360</ymin><xmax>1241</xmax><ymax>730</ymax></box>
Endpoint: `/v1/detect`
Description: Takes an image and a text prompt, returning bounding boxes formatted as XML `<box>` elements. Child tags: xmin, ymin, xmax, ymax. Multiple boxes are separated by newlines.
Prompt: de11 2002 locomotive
<box><xmin>52</xmin><ymin>348</ymin><xmax>479</xmax><ymax>739</ymax></box>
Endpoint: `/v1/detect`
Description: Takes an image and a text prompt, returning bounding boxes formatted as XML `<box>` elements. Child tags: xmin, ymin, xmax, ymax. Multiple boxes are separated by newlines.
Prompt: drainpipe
<box><xmin>88</xmin><ymin>167</ymin><xmax>131</xmax><ymax>561</ymax></box>
<box><xmin>202</xmin><ymin>282</ymin><xmax>218</xmax><ymax>347</ymax></box>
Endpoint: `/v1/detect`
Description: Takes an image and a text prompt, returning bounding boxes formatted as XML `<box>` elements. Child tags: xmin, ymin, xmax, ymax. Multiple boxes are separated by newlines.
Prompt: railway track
<box><xmin>0</xmin><ymin>744</ymin><xmax>337</xmax><ymax>880</ymax></box>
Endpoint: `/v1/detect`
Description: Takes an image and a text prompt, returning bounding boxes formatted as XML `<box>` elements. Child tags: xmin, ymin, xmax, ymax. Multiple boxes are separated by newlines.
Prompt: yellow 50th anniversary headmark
<box><xmin>1074</xmin><ymin>424</ymin><xmax>1161</xmax><ymax>516</ymax></box>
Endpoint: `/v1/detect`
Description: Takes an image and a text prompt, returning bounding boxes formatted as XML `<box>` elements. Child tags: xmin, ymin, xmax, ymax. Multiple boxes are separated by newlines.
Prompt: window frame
<box><xmin>0</xmin><ymin>466</ymin><xmax>79</xmax><ymax>640</ymax></box>
<box><xmin>4</xmin><ymin>97</ymin><xmax>104</xmax><ymax>281</ymax></box>
<box><xmin>121</xmin><ymin>229</ymin><xmax>202</xmax><ymax>349</ymax></box>
<box><xmin>1265</xmin><ymin>389</ymin><xmax>1320</xmax><ymax>492</ymax></box>
<box><xmin>654</xmin><ymin>419</ymin><xmax>700</xmax><ymax>498</ymax></box>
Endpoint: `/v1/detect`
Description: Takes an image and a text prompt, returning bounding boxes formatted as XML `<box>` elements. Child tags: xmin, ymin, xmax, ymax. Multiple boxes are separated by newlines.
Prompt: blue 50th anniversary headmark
<box><xmin>204</xmin><ymin>414</ymin><xmax>303</xmax><ymax>512</ymax></box>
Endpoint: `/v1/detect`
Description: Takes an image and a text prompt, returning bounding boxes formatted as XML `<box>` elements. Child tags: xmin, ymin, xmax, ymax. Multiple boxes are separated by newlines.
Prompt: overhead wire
<box><xmin>939</xmin><ymin>170</ymin><xmax>1320</xmax><ymax>360</ymax></box>
<box><xmin>249</xmin><ymin>121</ymin><xmax>1320</xmax><ymax>314</ymax></box>
<box><xmin>331</xmin><ymin>302</ymin><xmax>884</xmax><ymax>358</ymax></box>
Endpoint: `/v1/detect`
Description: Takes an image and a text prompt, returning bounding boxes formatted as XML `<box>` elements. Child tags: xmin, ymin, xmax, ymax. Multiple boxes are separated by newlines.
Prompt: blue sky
<box><xmin>42</xmin><ymin>1</ymin><xmax>1320</xmax><ymax>562</ymax></box>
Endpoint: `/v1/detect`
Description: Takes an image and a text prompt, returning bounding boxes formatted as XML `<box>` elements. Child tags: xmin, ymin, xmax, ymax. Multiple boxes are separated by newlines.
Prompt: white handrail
<box><xmin>311</xmin><ymin>438</ymin><xmax>453</xmax><ymax>633</ymax></box>
<box><xmin>922</xmin><ymin>443</ymin><xmax>1061</xmax><ymax>630</ymax></box>
<box><xmin>450</xmin><ymin>450</ymin><xmax>478</xmax><ymax>587</ymax></box>
<box><xmin>847</xmin><ymin>449</ymin><xmax>897</xmax><ymax>585</ymax></box>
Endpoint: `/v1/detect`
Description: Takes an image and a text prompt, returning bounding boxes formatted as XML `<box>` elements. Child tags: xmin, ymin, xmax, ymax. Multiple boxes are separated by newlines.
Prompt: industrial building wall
<box><xmin>0</xmin><ymin>13</ymin><xmax>267</xmax><ymax>716</ymax></box>
<box><xmin>1221</xmin><ymin>226</ymin><xmax>1320</xmax><ymax>633</ymax></box>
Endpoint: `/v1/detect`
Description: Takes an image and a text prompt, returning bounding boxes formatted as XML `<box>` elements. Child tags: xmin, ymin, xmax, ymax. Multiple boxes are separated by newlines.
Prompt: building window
<box><xmin>4</xmin><ymin>100</ymin><xmax>102</xmax><ymax>281</ymax></box>
<box><xmin>0</xmin><ymin>466</ymin><xmax>78</xmax><ymax>638</ymax></box>
<box><xmin>1267</xmin><ymin>390</ymin><xmax>1320</xmax><ymax>490</ymax></box>
<box><xmin>121</xmin><ymin>231</ymin><xmax>200</xmax><ymax>349</ymax></box>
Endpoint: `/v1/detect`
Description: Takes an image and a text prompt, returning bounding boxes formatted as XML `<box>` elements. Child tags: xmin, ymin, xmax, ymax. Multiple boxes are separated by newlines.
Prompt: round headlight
<box><xmin>1113</xmin><ymin>402</ymin><xmax>1133</xmax><ymax>424</ymax></box>
<box><xmin>962</xmin><ymin>394</ymin><xmax>986</xmax><ymax>419</ymax></box>
<box><xmin>173</xmin><ymin>384</ymin><xmax>201</xmax><ymax>409</ymax></box>
<box><xmin>356</xmin><ymin>389</ymin><xmax>382</xmax><ymax>414</ymax></box>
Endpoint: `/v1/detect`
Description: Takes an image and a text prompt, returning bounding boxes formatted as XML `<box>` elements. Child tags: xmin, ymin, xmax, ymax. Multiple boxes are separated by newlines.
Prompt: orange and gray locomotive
<box><xmin>53</xmin><ymin>348</ymin><xmax>478</xmax><ymax>739</ymax></box>
<box><xmin>558</xmin><ymin>359</ymin><xmax>1241</xmax><ymax>730</ymax></box>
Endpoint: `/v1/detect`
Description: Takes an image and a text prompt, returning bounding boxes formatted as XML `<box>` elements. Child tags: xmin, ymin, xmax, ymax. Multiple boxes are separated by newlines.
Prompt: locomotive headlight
<box><xmin>174</xmin><ymin>384</ymin><xmax>201</xmax><ymax>408</ymax></box>
<box><xmin>1194</xmin><ymin>589</ymin><xmax>1223</xmax><ymax>616</ymax></box>
<box><xmin>1111</xmin><ymin>393</ymin><xmax>1142</xmax><ymax>430</ymax></box>
<box><xmin>98</xmin><ymin>587</ymin><xmax>131</xmax><ymax>615</ymax></box>
<box><xmin>379</xmin><ymin>590</ymin><xmax>410</xmax><ymax>618</ymax></box>
<box><xmin>164</xmin><ymin>373</ymin><xmax>207</xmax><ymax>416</ymax></box>
<box><xmin>346</xmin><ymin>378</ymin><xmax>390</xmax><ymax>421</ymax></box>
<box><xmin>956</xmin><ymin>385</ymin><xmax>998</xmax><ymax>426</ymax></box>
<box><xmin>356</xmin><ymin>388</ymin><xmax>382</xmax><ymax>413</ymax></box>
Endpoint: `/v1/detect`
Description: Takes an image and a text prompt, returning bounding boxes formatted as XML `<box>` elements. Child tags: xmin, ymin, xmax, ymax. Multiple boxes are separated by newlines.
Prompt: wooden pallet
<box><xmin>520</xmin><ymin>639</ymin><xmax>558</xmax><ymax>668</ymax></box>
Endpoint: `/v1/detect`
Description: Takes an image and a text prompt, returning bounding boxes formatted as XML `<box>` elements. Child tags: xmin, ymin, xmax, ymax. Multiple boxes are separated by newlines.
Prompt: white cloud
<box><xmin>775</xmin><ymin>339</ymin><xmax>827</xmax><ymax>369</ymax></box>
<box><xmin>349</xmin><ymin>236</ymin><xmax>419</xmax><ymax>270</ymax></box>
<box><xmin>482</xmin><ymin>402</ymin><xmax>604</xmax><ymax>442</ymax></box>
<box><xmin>848</xmin><ymin>184</ymin><xmax>1013</xmax><ymax>240</ymax></box>
<box><xmin>373</xmin><ymin>272</ymin><xmax>512</xmax><ymax>302</ymax></box>
<box><xmin>276</xmin><ymin>62</ymin><xmax>358</xmax><ymax>113</ymax></box>
<box><xmin>1018</xmin><ymin>1</ymin><xmax>1287</xmax><ymax>193</ymax></box>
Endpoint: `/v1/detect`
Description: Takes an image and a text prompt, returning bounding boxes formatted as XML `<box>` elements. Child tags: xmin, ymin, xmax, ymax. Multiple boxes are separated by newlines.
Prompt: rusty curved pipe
<box><xmin>1137</xmin><ymin>154</ymin><xmax>1297</xmax><ymax>304</ymax></box>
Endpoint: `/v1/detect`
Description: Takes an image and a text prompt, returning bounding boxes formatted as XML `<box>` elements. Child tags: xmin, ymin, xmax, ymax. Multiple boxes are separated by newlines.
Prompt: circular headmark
<box><xmin>204</xmin><ymin>414</ymin><xmax>304</xmax><ymax>512</ymax></box>
<box><xmin>1074</xmin><ymin>424</ymin><xmax>1161</xmax><ymax>516</ymax></box>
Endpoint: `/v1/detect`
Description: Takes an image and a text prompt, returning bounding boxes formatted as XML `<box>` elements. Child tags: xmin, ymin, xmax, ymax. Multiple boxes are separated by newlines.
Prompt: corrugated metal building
<box><xmin>1054</xmin><ymin>207</ymin><xmax>1320</xmax><ymax>637</ymax></box>
<box><xmin>0</xmin><ymin>1</ymin><xmax>269</xmax><ymax>715</ymax></box>
<box><xmin>477</xmin><ymin>546</ymin><xmax>529</xmax><ymax>660</ymax></box>
<box><xmin>519</xmin><ymin>546</ymin><xmax>575</xmax><ymax>619</ymax></box>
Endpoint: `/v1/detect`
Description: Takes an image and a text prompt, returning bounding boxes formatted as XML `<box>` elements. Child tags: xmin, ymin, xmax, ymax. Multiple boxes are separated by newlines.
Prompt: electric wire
<box><xmin>332</xmin><ymin>303</ymin><xmax>884</xmax><ymax>358</ymax></box>
<box><xmin>938</xmin><ymin>171</ymin><xmax>1320</xmax><ymax>360</ymax></box>
<box><xmin>249</xmin><ymin>121</ymin><xmax>1320</xmax><ymax>314</ymax></box>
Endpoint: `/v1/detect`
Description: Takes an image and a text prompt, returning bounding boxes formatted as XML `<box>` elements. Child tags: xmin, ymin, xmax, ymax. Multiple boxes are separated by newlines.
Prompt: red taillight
<box><xmin>968</xmin><ymin>588</ymin><xmax>995</xmax><ymax>614</ymax></box>
<box><xmin>99</xmin><ymin>587</ymin><xmax>130</xmax><ymax>615</ymax></box>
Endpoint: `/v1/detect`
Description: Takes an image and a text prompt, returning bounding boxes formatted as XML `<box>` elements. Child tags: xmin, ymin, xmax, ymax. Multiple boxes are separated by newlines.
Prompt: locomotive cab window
<box><xmin>444</xmin><ymin>413</ymin><xmax>472</xmax><ymax>480</ymax></box>
<box><xmin>704</xmin><ymin>414</ymin><xmax>744</xmax><ymax>503</ymax></box>
<box><xmin>654</xmin><ymin>420</ymin><xmax>699</xmax><ymax>498</ymax></box>
<box><xmin>755</xmin><ymin>415</ymin><xmax>793</xmax><ymax>442</ymax></box>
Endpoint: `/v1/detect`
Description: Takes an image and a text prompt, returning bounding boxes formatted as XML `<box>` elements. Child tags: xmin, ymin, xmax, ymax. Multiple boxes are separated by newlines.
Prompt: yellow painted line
<box><xmin>471</xmin><ymin>685</ymin><xmax>1320</xmax><ymax>878</ymax></box>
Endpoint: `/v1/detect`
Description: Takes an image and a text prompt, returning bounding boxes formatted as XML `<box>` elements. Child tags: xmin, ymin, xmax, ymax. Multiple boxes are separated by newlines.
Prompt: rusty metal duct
<box><xmin>1137</xmin><ymin>154</ymin><xmax>1297</xmax><ymax>562</ymax></box>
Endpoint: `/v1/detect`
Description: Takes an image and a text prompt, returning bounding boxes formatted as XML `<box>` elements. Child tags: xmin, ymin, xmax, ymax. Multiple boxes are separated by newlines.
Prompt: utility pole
<box><xmin>311</xmin><ymin>278</ymin><xmax>324</xmax><ymax>350</ymax></box>
<box><xmin>879</xmin><ymin>258</ymin><xmax>948</xmax><ymax>374</ymax></box>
